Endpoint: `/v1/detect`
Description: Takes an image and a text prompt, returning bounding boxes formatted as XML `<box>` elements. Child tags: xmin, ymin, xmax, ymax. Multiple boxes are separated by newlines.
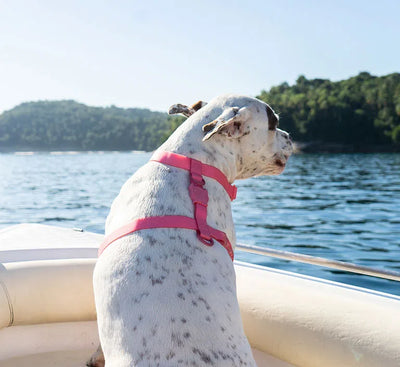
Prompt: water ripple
<box><xmin>0</xmin><ymin>152</ymin><xmax>399</xmax><ymax>295</ymax></box>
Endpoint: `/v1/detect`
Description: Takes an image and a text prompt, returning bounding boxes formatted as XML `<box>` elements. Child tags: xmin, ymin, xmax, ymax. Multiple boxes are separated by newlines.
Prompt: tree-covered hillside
<box><xmin>258</xmin><ymin>72</ymin><xmax>400</xmax><ymax>149</ymax></box>
<box><xmin>0</xmin><ymin>72</ymin><xmax>399</xmax><ymax>152</ymax></box>
<box><xmin>0</xmin><ymin>100</ymin><xmax>171</xmax><ymax>151</ymax></box>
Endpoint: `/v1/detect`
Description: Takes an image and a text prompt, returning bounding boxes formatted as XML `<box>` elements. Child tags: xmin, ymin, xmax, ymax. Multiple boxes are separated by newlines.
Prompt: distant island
<box><xmin>0</xmin><ymin>101</ymin><xmax>176</xmax><ymax>152</ymax></box>
<box><xmin>0</xmin><ymin>72</ymin><xmax>399</xmax><ymax>153</ymax></box>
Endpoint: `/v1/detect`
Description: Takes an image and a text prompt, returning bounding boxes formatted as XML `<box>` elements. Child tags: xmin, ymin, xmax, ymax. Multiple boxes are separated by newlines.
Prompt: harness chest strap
<box><xmin>98</xmin><ymin>151</ymin><xmax>237</xmax><ymax>260</ymax></box>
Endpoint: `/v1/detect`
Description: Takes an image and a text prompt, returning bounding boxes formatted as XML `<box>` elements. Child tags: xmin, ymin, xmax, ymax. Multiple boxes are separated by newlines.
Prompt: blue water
<box><xmin>1</xmin><ymin>152</ymin><xmax>399</xmax><ymax>295</ymax></box>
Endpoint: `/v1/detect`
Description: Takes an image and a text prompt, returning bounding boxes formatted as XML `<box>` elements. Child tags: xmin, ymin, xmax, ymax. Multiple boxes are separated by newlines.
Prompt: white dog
<box><xmin>91</xmin><ymin>94</ymin><xmax>293</xmax><ymax>366</ymax></box>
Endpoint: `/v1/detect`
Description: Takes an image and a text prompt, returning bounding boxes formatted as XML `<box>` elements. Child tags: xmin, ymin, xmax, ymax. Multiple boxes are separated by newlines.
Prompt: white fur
<box><xmin>93</xmin><ymin>94</ymin><xmax>293</xmax><ymax>366</ymax></box>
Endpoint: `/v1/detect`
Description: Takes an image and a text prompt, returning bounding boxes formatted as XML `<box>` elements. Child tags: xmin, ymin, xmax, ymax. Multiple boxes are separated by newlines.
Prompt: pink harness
<box><xmin>98</xmin><ymin>151</ymin><xmax>237</xmax><ymax>261</ymax></box>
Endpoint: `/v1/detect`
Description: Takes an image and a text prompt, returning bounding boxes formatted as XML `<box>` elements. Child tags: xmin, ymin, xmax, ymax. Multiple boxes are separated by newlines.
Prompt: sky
<box><xmin>1</xmin><ymin>0</ymin><xmax>400</xmax><ymax>113</ymax></box>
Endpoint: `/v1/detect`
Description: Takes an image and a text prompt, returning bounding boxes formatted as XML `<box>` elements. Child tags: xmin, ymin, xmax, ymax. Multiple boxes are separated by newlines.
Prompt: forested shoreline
<box><xmin>1</xmin><ymin>72</ymin><xmax>399</xmax><ymax>153</ymax></box>
<box><xmin>258</xmin><ymin>72</ymin><xmax>400</xmax><ymax>152</ymax></box>
<box><xmin>0</xmin><ymin>101</ymin><xmax>171</xmax><ymax>152</ymax></box>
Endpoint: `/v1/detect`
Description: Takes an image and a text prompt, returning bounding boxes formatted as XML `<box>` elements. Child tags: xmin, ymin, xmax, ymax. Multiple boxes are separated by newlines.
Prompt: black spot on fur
<box><xmin>192</xmin><ymin>348</ymin><xmax>214</xmax><ymax>365</ymax></box>
<box><xmin>172</xmin><ymin>332</ymin><xmax>184</xmax><ymax>347</ymax></box>
<box><xmin>149</xmin><ymin>275</ymin><xmax>163</xmax><ymax>286</ymax></box>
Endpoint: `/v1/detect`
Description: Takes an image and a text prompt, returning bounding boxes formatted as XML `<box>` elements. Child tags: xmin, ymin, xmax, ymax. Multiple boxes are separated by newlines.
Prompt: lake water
<box><xmin>1</xmin><ymin>152</ymin><xmax>399</xmax><ymax>295</ymax></box>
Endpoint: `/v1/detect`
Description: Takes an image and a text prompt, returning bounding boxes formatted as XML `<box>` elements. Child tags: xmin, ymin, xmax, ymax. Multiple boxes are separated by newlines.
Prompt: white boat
<box><xmin>0</xmin><ymin>223</ymin><xmax>399</xmax><ymax>367</ymax></box>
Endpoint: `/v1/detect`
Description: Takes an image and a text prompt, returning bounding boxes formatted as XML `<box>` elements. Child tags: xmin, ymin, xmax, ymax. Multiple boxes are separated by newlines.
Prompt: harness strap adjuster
<box><xmin>189</xmin><ymin>183</ymin><xmax>209</xmax><ymax>206</ymax></box>
<box><xmin>189</xmin><ymin>158</ymin><xmax>204</xmax><ymax>185</ymax></box>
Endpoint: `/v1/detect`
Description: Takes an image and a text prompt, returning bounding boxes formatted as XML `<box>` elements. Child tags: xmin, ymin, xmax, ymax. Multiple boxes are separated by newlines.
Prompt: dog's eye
<box><xmin>266</xmin><ymin>105</ymin><xmax>279</xmax><ymax>130</ymax></box>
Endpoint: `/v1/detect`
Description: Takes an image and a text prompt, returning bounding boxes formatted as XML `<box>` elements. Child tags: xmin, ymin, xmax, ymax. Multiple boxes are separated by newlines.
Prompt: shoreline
<box><xmin>1</xmin><ymin>142</ymin><xmax>399</xmax><ymax>154</ymax></box>
<box><xmin>293</xmin><ymin>141</ymin><xmax>400</xmax><ymax>154</ymax></box>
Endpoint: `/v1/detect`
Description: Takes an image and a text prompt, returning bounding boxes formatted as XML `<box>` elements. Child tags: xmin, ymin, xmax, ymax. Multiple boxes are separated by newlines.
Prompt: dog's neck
<box><xmin>158</xmin><ymin>118</ymin><xmax>239</xmax><ymax>183</ymax></box>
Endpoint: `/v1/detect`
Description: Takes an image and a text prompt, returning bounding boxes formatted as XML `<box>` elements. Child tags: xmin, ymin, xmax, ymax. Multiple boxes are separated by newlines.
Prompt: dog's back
<box><xmin>93</xmin><ymin>94</ymin><xmax>292</xmax><ymax>366</ymax></box>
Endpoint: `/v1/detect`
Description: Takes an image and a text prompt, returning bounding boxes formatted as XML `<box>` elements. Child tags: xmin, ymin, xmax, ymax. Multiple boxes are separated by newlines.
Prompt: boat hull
<box><xmin>1</xmin><ymin>224</ymin><xmax>399</xmax><ymax>366</ymax></box>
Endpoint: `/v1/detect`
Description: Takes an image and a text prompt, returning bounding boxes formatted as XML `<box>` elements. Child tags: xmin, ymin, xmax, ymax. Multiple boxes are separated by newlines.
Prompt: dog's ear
<box><xmin>202</xmin><ymin>107</ymin><xmax>250</xmax><ymax>141</ymax></box>
<box><xmin>168</xmin><ymin>103</ymin><xmax>193</xmax><ymax>117</ymax></box>
<box><xmin>191</xmin><ymin>100</ymin><xmax>207</xmax><ymax>112</ymax></box>
<box><xmin>168</xmin><ymin>101</ymin><xmax>207</xmax><ymax>117</ymax></box>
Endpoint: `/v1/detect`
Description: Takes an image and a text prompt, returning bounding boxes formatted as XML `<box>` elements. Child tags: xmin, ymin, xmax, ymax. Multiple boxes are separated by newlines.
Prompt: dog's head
<box><xmin>169</xmin><ymin>95</ymin><xmax>293</xmax><ymax>179</ymax></box>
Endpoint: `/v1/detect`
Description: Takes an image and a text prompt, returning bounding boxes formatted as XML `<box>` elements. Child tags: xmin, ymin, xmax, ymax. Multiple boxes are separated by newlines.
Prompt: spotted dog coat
<box><xmin>92</xmin><ymin>94</ymin><xmax>293</xmax><ymax>366</ymax></box>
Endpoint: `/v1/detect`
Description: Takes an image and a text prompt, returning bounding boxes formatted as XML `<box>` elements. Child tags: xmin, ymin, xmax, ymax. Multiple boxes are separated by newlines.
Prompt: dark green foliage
<box><xmin>0</xmin><ymin>100</ymin><xmax>171</xmax><ymax>151</ymax></box>
<box><xmin>162</xmin><ymin>115</ymin><xmax>186</xmax><ymax>142</ymax></box>
<box><xmin>1</xmin><ymin>72</ymin><xmax>399</xmax><ymax>152</ymax></box>
<box><xmin>258</xmin><ymin>72</ymin><xmax>400</xmax><ymax>148</ymax></box>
